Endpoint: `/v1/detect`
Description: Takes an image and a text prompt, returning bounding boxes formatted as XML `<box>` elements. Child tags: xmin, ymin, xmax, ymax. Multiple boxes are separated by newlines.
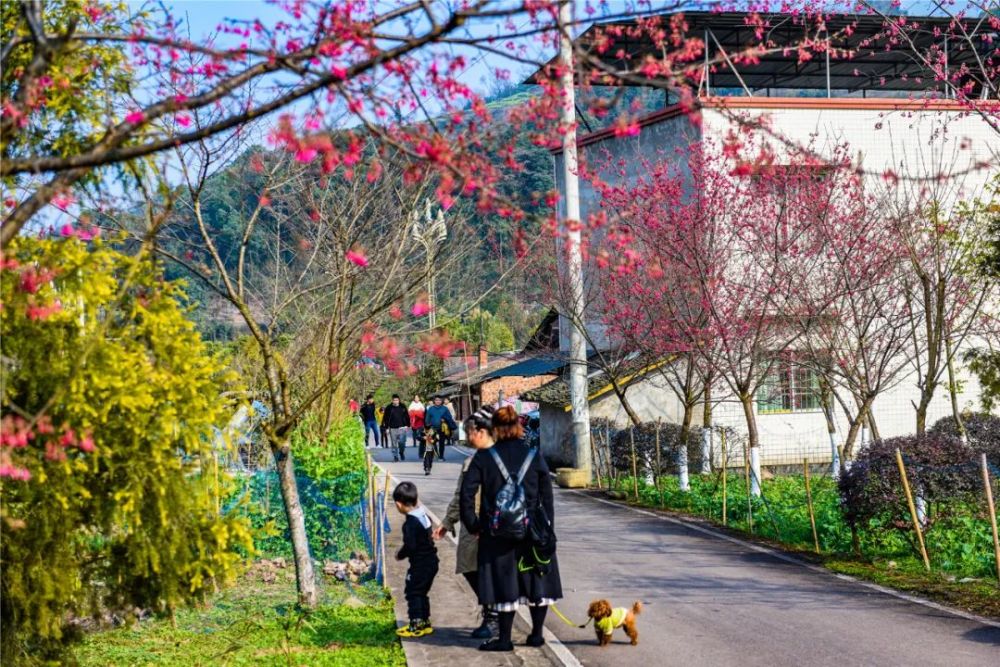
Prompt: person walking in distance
<box><xmin>442</xmin><ymin>396</ymin><xmax>457</xmax><ymax>453</ymax></box>
<box><xmin>383</xmin><ymin>394</ymin><xmax>411</xmax><ymax>462</ymax></box>
<box><xmin>460</xmin><ymin>406</ymin><xmax>562</xmax><ymax>652</ymax></box>
<box><xmin>434</xmin><ymin>406</ymin><xmax>498</xmax><ymax>639</ymax></box>
<box><xmin>424</xmin><ymin>395</ymin><xmax>457</xmax><ymax>461</ymax></box>
<box><xmin>360</xmin><ymin>395</ymin><xmax>379</xmax><ymax>448</ymax></box>
<box><xmin>409</xmin><ymin>395</ymin><xmax>425</xmax><ymax>457</ymax></box>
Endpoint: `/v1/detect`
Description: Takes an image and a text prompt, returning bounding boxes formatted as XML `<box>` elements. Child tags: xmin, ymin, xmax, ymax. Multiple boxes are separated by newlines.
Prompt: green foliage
<box><xmin>930</xmin><ymin>413</ymin><xmax>1000</xmax><ymax>468</ymax></box>
<box><xmin>442</xmin><ymin>307</ymin><xmax>515</xmax><ymax>352</ymax></box>
<box><xmin>292</xmin><ymin>417</ymin><xmax>366</xmax><ymax>484</ymax></box>
<box><xmin>964</xmin><ymin>176</ymin><xmax>1000</xmax><ymax>411</ymax></box>
<box><xmin>610</xmin><ymin>461</ymin><xmax>997</xmax><ymax>579</ymax></box>
<box><xmin>76</xmin><ymin>568</ymin><xmax>405</xmax><ymax>666</ymax></box>
<box><xmin>838</xmin><ymin>434</ymin><xmax>981</xmax><ymax>532</ymax></box>
<box><xmin>965</xmin><ymin>348</ymin><xmax>1000</xmax><ymax>413</ymax></box>
<box><xmin>0</xmin><ymin>237</ymin><xmax>253</xmax><ymax>665</ymax></box>
<box><xmin>1</xmin><ymin>1</ymin><xmax>132</xmax><ymax>165</ymax></box>
<box><xmin>234</xmin><ymin>418</ymin><xmax>368</xmax><ymax>561</ymax></box>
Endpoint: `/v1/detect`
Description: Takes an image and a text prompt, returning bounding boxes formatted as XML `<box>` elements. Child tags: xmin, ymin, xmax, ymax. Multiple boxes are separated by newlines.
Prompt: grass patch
<box><xmin>76</xmin><ymin>564</ymin><xmax>405</xmax><ymax>667</ymax></box>
<box><xmin>824</xmin><ymin>558</ymin><xmax>1000</xmax><ymax>618</ymax></box>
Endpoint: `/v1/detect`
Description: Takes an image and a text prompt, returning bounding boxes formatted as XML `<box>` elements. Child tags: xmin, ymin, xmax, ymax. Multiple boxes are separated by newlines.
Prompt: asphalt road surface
<box><xmin>376</xmin><ymin>444</ymin><xmax>1000</xmax><ymax>667</ymax></box>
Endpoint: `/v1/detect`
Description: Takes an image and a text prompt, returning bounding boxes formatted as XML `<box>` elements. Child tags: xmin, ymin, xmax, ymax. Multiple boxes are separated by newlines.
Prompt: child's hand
<box><xmin>432</xmin><ymin>525</ymin><xmax>447</xmax><ymax>540</ymax></box>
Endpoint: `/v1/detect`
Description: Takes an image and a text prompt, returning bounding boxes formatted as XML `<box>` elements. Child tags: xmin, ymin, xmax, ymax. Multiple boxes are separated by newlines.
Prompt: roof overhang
<box><xmin>526</xmin><ymin>10</ymin><xmax>995</xmax><ymax>96</ymax></box>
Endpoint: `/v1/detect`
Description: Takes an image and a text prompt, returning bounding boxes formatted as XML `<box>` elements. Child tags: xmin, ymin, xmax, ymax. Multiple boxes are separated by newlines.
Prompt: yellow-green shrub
<box><xmin>1</xmin><ymin>237</ymin><xmax>252</xmax><ymax>665</ymax></box>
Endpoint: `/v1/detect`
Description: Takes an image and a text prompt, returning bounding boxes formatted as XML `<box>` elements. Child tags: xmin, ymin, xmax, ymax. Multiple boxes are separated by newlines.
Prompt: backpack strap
<box><xmin>515</xmin><ymin>448</ymin><xmax>537</xmax><ymax>484</ymax></box>
<box><xmin>489</xmin><ymin>448</ymin><xmax>511</xmax><ymax>482</ymax></box>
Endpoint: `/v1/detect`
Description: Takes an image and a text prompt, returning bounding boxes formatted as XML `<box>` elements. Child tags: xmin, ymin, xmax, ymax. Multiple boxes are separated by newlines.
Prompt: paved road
<box><xmin>376</xmin><ymin>444</ymin><xmax>1000</xmax><ymax>667</ymax></box>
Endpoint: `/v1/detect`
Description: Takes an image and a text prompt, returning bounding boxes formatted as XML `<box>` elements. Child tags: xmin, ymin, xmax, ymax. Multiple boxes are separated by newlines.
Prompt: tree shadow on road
<box><xmin>961</xmin><ymin>626</ymin><xmax>1000</xmax><ymax>645</ymax></box>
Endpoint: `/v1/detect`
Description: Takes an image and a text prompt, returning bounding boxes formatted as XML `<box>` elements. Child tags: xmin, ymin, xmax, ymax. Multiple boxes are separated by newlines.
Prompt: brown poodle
<box><xmin>585</xmin><ymin>599</ymin><xmax>642</xmax><ymax>647</ymax></box>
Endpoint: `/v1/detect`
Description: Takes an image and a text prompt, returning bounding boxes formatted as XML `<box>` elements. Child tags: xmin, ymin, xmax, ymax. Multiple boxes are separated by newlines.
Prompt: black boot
<box><xmin>479</xmin><ymin>611</ymin><xmax>514</xmax><ymax>651</ymax></box>
<box><xmin>470</xmin><ymin>606</ymin><xmax>496</xmax><ymax>639</ymax></box>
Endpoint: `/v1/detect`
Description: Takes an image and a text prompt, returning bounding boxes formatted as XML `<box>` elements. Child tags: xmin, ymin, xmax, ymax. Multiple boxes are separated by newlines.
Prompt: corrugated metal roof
<box><xmin>482</xmin><ymin>356</ymin><xmax>567</xmax><ymax>379</ymax></box>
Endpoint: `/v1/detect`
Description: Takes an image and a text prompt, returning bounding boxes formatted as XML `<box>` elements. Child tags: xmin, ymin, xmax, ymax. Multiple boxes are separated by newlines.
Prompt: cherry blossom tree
<box><xmin>105</xmin><ymin>131</ymin><xmax>473</xmax><ymax>605</ymax></box>
<box><xmin>885</xmin><ymin>168</ymin><xmax>998</xmax><ymax>436</ymax></box>
<box><xmin>590</xmin><ymin>132</ymin><xmax>875</xmax><ymax>494</ymax></box>
<box><xmin>790</xmin><ymin>166</ymin><xmax>916</xmax><ymax>460</ymax></box>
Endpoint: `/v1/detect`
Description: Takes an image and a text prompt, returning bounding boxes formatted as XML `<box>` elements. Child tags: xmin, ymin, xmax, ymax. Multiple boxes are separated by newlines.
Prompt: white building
<box><xmin>540</xmin><ymin>11</ymin><xmax>999</xmax><ymax>468</ymax></box>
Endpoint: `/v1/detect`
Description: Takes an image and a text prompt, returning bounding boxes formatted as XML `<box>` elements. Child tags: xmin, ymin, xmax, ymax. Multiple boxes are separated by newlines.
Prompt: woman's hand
<box><xmin>432</xmin><ymin>525</ymin><xmax>448</xmax><ymax>540</ymax></box>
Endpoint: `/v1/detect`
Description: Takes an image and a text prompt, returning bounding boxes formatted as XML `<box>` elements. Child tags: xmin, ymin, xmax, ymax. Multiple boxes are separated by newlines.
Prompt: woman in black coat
<box><xmin>460</xmin><ymin>406</ymin><xmax>562</xmax><ymax>652</ymax></box>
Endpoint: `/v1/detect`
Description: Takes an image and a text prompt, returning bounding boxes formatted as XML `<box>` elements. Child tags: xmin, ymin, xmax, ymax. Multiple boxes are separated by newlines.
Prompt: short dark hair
<box><xmin>366</xmin><ymin>394</ymin><xmax>373</xmax><ymax>400</ymax></box>
<box><xmin>392</xmin><ymin>393</ymin><xmax>400</xmax><ymax>400</ymax></box>
<box><xmin>392</xmin><ymin>481</ymin><xmax>418</xmax><ymax>506</ymax></box>
<box><xmin>465</xmin><ymin>405</ymin><xmax>495</xmax><ymax>436</ymax></box>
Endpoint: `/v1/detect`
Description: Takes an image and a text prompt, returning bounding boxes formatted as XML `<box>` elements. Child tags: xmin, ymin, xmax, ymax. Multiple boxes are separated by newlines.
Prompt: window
<box><xmin>749</xmin><ymin>165</ymin><xmax>831</xmax><ymax>249</ymax></box>
<box><xmin>757</xmin><ymin>360</ymin><xmax>822</xmax><ymax>414</ymax></box>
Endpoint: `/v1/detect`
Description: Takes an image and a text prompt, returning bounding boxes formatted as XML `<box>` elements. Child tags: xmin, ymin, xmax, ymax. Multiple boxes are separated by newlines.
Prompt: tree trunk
<box><xmin>678</xmin><ymin>402</ymin><xmax>693</xmax><ymax>492</ymax></box>
<box><xmin>701</xmin><ymin>376</ymin><xmax>713</xmax><ymax>474</ymax></box>
<box><xmin>821</xmin><ymin>384</ymin><xmax>840</xmax><ymax>477</ymax></box>
<box><xmin>915</xmin><ymin>396</ymin><xmax>930</xmax><ymax>436</ymax></box>
<box><xmin>868</xmin><ymin>407</ymin><xmax>881</xmax><ymax>442</ymax></box>
<box><xmin>738</xmin><ymin>392</ymin><xmax>761</xmax><ymax>496</ymax></box>
<box><xmin>944</xmin><ymin>333</ymin><xmax>967</xmax><ymax>442</ymax></box>
<box><xmin>274</xmin><ymin>443</ymin><xmax>318</xmax><ymax>607</ymax></box>
<box><xmin>842</xmin><ymin>397</ymin><xmax>874</xmax><ymax>460</ymax></box>
<box><xmin>608</xmin><ymin>374</ymin><xmax>641</xmax><ymax>426</ymax></box>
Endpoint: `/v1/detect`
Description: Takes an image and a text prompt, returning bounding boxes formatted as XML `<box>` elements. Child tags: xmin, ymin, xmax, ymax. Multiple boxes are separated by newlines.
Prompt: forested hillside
<box><xmin>164</xmin><ymin>82</ymin><xmax>669</xmax><ymax>346</ymax></box>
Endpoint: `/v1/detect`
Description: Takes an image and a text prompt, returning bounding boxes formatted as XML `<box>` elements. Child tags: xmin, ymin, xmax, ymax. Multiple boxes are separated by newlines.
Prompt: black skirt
<box><xmin>476</xmin><ymin>534</ymin><xmax>562</xmax><ymax>605</ymax></box>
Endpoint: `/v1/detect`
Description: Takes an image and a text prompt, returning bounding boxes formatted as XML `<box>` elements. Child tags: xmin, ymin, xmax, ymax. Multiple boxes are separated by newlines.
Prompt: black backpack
<box><xmin>488</xmin><ymin>447</ymin><xmax>536</xmax><ymax>540</ymax></box>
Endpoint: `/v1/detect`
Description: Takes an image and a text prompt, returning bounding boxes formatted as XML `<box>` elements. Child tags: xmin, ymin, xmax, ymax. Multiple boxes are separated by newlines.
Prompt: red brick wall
<box><xmin>478</xmin><ymin>375</ymin><xmax>556</xmax><ymax>405</ymax></box>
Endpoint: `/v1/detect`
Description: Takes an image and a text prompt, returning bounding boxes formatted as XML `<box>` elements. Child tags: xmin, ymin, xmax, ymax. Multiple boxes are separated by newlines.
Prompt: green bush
<box><xmin>930</xmin><ymin>413</ymin><xmax>1000</xmax><ymax>469</ymax></box>
<box><xmin>1</xmin><ymin>238</ymin><xmax>253</xmax><ymax>665</ymax></box>
<box><xmin>234</xmin><ymin>417</ymin><xmax>369</xmax><ymax>561</ymax></box>
<box><xmin>607</xmin><ymin>422</ymin><xmax>704</xmax><ymax>475</ymax></box>
<box><xmin>609</xmin><ymin>462</ymin><xmax>996</xmax><ymax>578</ymax></box>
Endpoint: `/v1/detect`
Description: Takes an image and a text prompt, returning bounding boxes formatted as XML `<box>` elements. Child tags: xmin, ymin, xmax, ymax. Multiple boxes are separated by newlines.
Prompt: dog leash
<box><xmin>549</xmin><ymin>603</ymin><xmax>590</xmax><ymax>629</ymax></box>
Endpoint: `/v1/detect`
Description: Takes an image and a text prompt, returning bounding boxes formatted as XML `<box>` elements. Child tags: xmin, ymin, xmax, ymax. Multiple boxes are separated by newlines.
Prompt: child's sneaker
<box><xmin>396</xmin><ymin>620</ymin><xmax>433</xmax><ymax>638</ymax></box>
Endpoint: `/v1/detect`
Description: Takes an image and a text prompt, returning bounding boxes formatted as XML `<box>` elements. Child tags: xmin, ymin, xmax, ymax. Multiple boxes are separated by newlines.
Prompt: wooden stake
<box><xmin>804</xmin><ymin>458</ymin><xmax>819</xmax><ymax>554</ymax></box>
<box><xmin>744</xmin><ymin>439</ymin><xmax>753</xmax><ymax>534</ymax></box>
<box><xmin>721</xmin><ymin>429</ymin><xmax>727</xmax><ymax>526</ymax></box>
<box><xmin>591</xmin><ymin>433</ymin><xmax>602</xmax><ymax>490</ymax></box>
<box><xmin>366</xmin><ymin>455</ymin><xmax>376</xmax><ymax>551</ymax></box>
<box><xmin>629</xmin><ymin>427</ymin><xmax>640</xmax><ymax>501</ymax></box>
<box><xmin>382</xmin><ymin>469</ymin><xmax>391</xmax><ymax>580</ymax></box>
<box><xmin>895</xmin><ymin>448</ymin><xmax>930</xmax><ymax>571</ymax></box>
<box><xmin>605</xmin><ymin>431</ymin><xmax>614</xmax><ymax>487</ymax></box>
<box><xmin>655</xmin><ymin>419</ymin><xmax>663</xmax><ymax>507</ymax></box>
<box><xmin>980</xmin><ymin>453</ymin><xmax>1000</xmax><ymax>584</ymax></box>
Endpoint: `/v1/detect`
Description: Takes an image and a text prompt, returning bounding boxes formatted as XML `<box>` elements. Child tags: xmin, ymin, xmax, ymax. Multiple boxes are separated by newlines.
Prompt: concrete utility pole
<box><xmin>558</xmin><ymin>0</ymin><xmax>592</xmax><ymax>482</ymax></box>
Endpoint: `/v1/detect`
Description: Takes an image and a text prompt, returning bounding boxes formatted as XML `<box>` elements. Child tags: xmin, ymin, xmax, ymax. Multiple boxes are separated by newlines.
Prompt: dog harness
<box><xmin>595</xmin><ymin>607</ymin><xmax>628</xmax><ymax>635</ymax></box>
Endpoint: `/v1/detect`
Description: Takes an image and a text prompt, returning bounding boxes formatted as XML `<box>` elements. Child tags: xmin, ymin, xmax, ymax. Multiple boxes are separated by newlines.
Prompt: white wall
<box><xmin>553</xmin><ymin>111</ymin><xmax>703</xmax><ymax>353</ymax></box>
<box><xmin>708</xmin><ymin>367</ymin><xmax>986</xmax><ymax>467</ymax></box>
<box><xmin>550</xmin><ymin>98</ymin><xmax>999</xmax><ymax>467</ymax></box>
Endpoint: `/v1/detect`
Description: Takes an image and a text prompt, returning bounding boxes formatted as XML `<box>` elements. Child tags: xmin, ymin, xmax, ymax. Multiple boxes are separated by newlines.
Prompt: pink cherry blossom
<box><xmin>345</xmin><ymin>250</ymin><xmax>369</xmax><ymax>267</ymax></box>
